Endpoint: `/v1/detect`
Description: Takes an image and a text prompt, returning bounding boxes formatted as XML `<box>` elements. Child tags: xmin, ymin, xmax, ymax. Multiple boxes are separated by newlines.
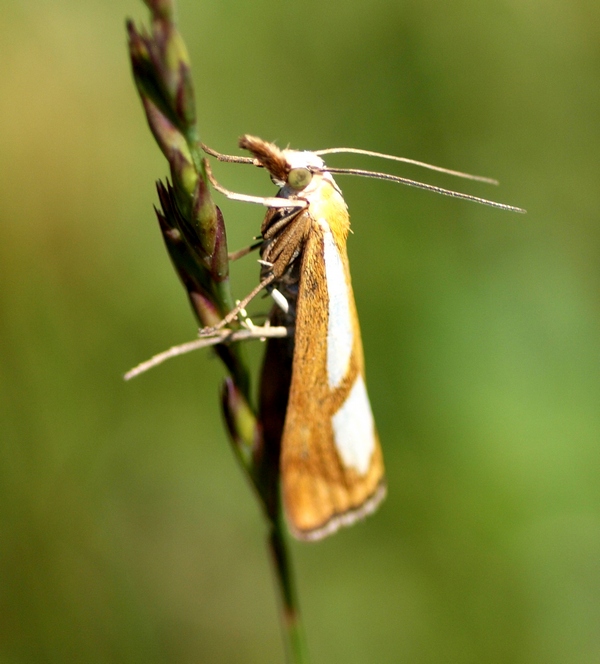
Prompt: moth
<box><xmin>127</xmin><ymin>136</ymin><xmax>523</xmax><ymax>539</ymax></box>
<box><xmin>201</xmin><ymin>136</ymin><xmax>524</xmax><ymax>540</ymax></box>
<box><xmin>244</xmin><ymin>136</ymin><xmax>384</xmax><ymax>540</ymax></box>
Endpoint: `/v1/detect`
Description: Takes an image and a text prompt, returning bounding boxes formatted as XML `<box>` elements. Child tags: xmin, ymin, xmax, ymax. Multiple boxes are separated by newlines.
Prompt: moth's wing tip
<box><xmin>288</xmin><ymin>480</ymin><xmax>387</xmax><ymax>542</ymax></box>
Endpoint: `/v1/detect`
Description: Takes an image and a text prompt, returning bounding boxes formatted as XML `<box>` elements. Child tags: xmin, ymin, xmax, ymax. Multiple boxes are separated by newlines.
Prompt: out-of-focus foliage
<box><xmin>1</xmin><ymin>1</ymin><xmax>599</xmax><ymax>662</ymax></box>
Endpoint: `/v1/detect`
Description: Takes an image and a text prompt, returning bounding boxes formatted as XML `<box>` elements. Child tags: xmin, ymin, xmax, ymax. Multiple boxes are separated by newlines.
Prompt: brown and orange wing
<box><xmin>280</xmin><ymin>221</ymin><xmax>385</xmax><ymax>540</ymax></box>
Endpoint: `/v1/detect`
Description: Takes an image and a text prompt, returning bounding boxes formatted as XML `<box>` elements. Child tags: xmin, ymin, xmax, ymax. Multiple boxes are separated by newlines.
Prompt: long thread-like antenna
<box><xmin>323</xmin><ymin>167</ymin><xmax>526</xmax><ymax>213</ymax></box>
<box><xmin>315</xmin><ymin>146</ymin><xmax>499</xmax><ymax>185</ymax></box>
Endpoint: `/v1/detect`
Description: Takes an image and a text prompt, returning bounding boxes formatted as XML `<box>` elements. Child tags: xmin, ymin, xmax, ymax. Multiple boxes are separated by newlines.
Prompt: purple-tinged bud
<box><xmin>169</xmin><ymin>148</ymin><xmax>199</xmax><ymax>202</ymax></box>
<box><xmin>126</xmin><ymin>20</ymin><xmax>149</xmax><ymax>63</ymax></box>
<box><xmin>149</xmin><ymin>20</ymin><xmax>190</xmax><ymax>110</ymax></box>
<box><xmin>142</xmin><ymin>98</ymin><xmax>198</xmax><ymax>196</ymax></box>
<box><xmin>192</xmin><ymin>177</ymin><xmax>218</xmax><ymax>254</ymax></box>
<box><xmin>209</xmin><ymin>206</ymin><xmax>229</xmax><ymax>283</ymax></box>
<box><xmin>143</xmin><ymin>0</ymin><xmax>174</xmax><ymax>22</ymax></box>
<box><xmin>127</xmin><ymin>14</ymin><xmax>194</xmax><ymax>134</ymax></box>
<box><xmin>155</xmin><ymin>181</ymin><xmax>211</xmax><ymax>292</ymax></box>
<box><xmin>174</xmin><ymin>58</ymin><xmax>196</xmax><ymax>130</ymax></box>
<box><xmin>128</xmin><ymin>22</ymin><xmax>179</xmax><ymax>130</ymax></box>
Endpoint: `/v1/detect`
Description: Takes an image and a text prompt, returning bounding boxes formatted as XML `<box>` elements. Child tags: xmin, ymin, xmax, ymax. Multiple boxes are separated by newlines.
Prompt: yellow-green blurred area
<box><xmin>1</xmin><ymin>0</ymin><xmax>599</xmax><ymax>661</ymax></box>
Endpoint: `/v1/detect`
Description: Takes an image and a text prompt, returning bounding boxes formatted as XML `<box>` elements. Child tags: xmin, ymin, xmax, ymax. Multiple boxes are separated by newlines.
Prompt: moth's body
<box><xmin>244</xmin><ymin>136</ymin><xmax>385</xmax><ymax>540</ymax></box>
<box><xmin>130</xmin><ymin>132</ymin><xmax>523</xmax><ymax>538</ymax></box>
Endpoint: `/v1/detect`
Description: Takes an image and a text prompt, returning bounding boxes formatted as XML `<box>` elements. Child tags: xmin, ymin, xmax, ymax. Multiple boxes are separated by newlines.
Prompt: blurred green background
<box><xmin>1</xmin><ymin>0</ymin><xmax>599</xmax><ymax>662</ymax></box>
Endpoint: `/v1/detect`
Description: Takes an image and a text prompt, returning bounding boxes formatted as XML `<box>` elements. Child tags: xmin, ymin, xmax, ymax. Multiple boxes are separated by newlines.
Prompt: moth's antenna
<box><xmin>314</xmin><ymin>147</ymin><xmax>498</xmax><ymax>185</ymax></box>
<box><xmin>202</xmin><ymin>141</ymin><xmax>525</xmax><ymax>212</ymax></box>
<box><xmin>324</xmin><ymin>167</ymin><xmax>526</xmax><ymax>213</ymax></box>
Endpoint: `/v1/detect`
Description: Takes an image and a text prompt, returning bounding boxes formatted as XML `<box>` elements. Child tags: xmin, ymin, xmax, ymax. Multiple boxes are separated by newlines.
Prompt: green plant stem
<box><xmin>269</xmin><ymin>512</ymin><xmax>310</xmax><ymax>664</ymax></box>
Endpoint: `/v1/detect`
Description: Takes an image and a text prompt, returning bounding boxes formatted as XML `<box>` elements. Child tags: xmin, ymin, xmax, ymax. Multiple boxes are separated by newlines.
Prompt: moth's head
<box><xmin>282</xmin><ymin>149</ymin><xmax>327</xmax><ymax>193</ymax></box>
<box><xmin>239</xmin><ymin>134</ymin><xmax>329</xmax><ymax>195</ymax></box>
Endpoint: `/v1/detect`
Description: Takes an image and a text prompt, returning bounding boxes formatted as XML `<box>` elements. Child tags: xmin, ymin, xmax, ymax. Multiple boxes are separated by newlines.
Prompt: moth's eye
<box><xmin>287</xmin><ymin>167</ymin><xmax>312</xmax><ymax>190</ymax></box>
